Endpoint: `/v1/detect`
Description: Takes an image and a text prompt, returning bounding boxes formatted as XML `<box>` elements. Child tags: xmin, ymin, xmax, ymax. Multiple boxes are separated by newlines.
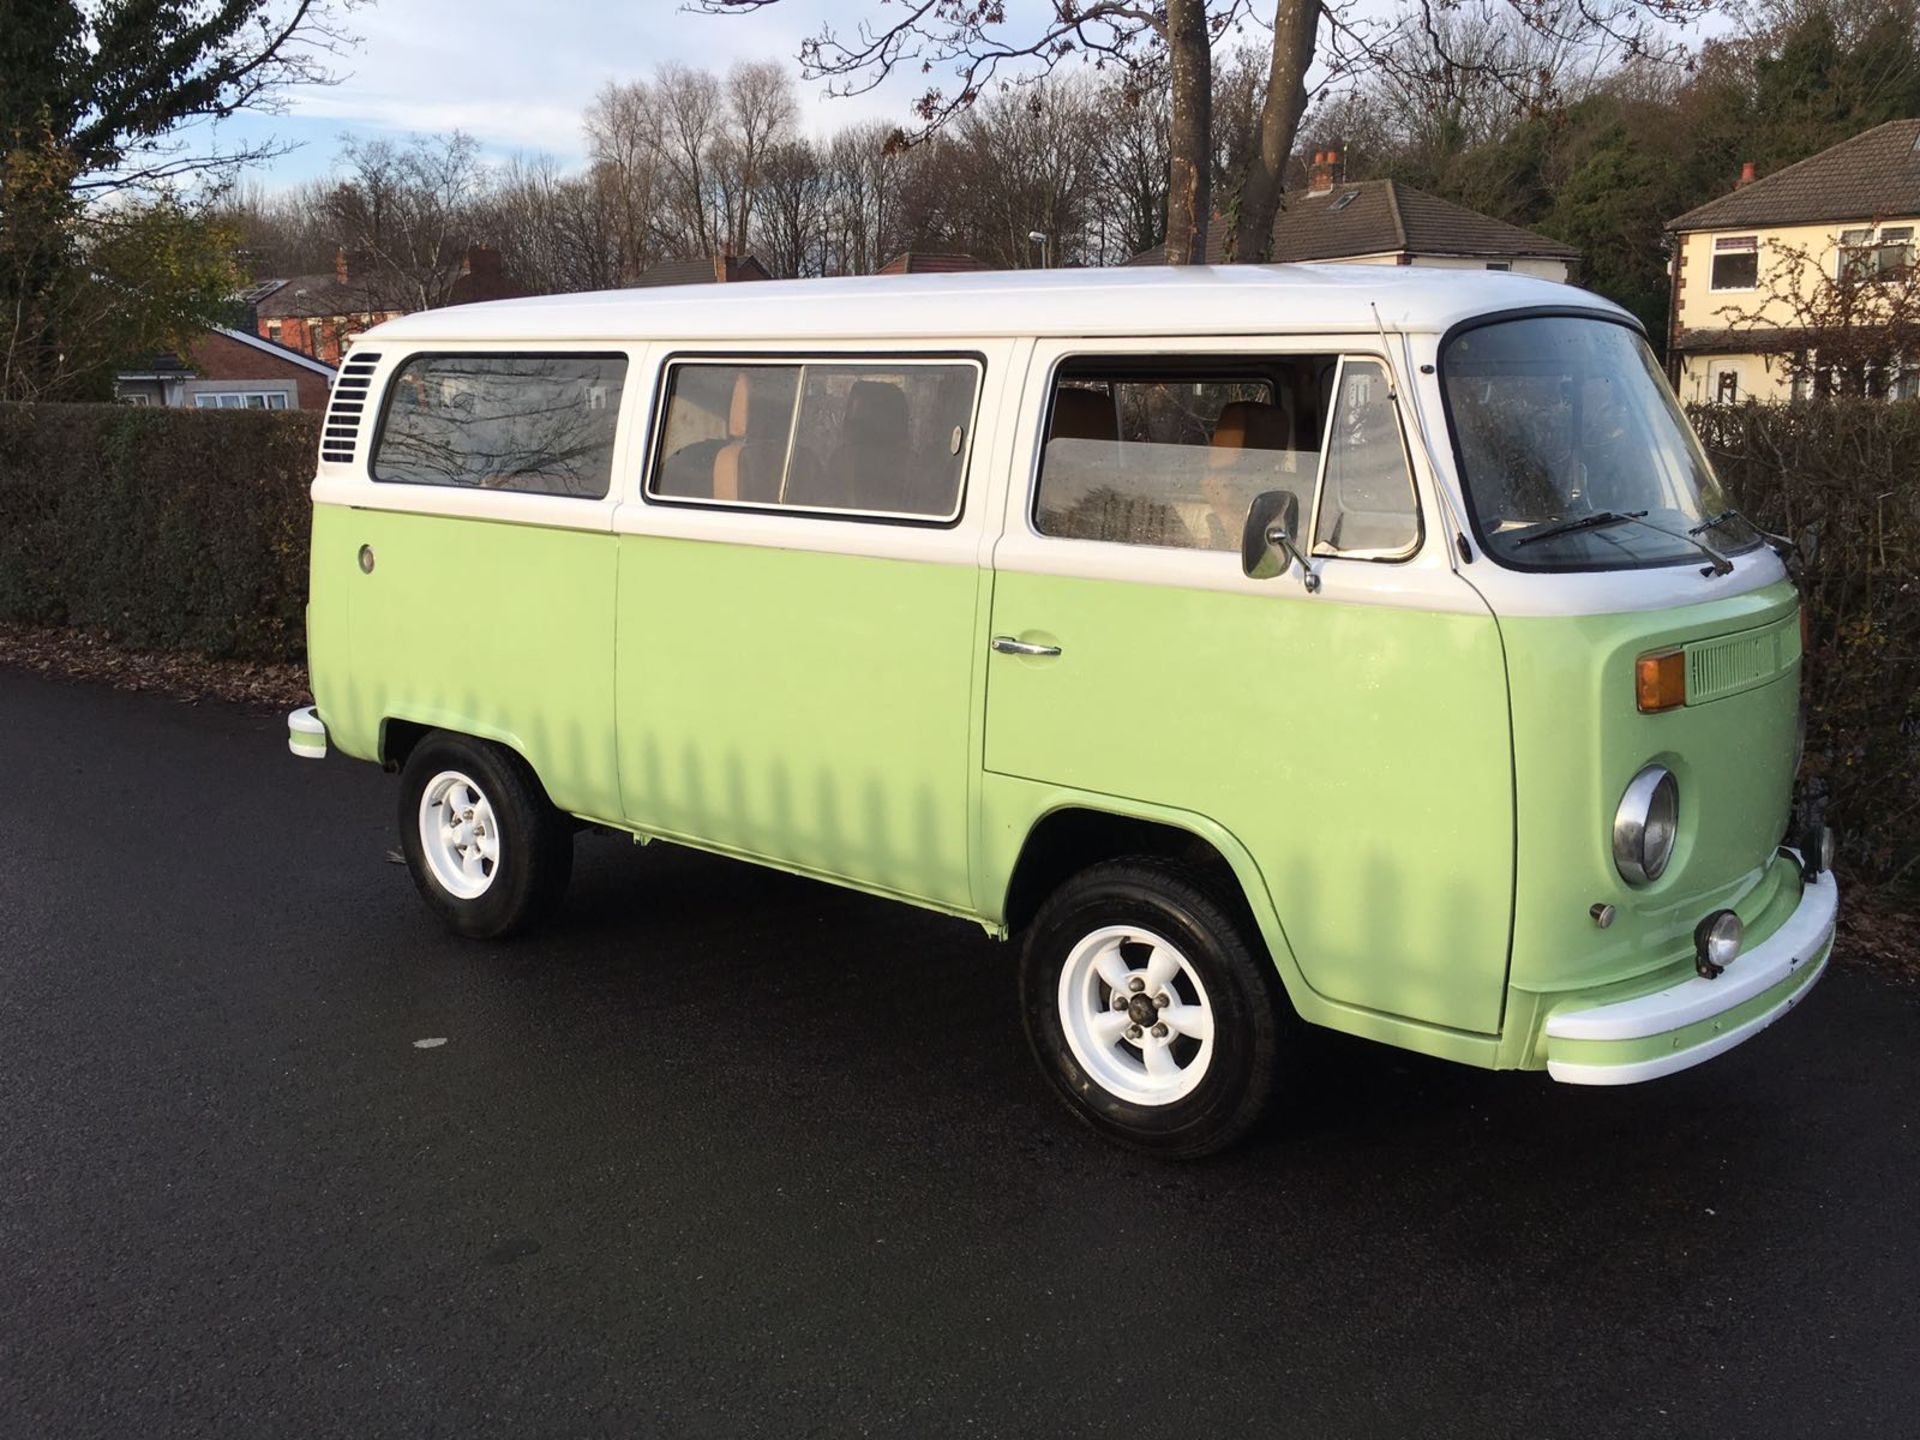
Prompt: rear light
<box><xmin>1635</xmin><ymin>649</ymin><xmax>1686</xmax><ymax>712</ymax></box>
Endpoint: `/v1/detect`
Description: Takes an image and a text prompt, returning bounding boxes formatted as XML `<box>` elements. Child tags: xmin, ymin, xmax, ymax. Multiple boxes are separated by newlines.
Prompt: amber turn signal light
<box><xmin>1636</xmin><ymin>650</ymin><xmax>1686</xmax><ymax>712</ymax></box>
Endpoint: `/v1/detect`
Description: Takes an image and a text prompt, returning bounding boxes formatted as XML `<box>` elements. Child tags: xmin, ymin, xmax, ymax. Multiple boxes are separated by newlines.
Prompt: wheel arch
<box><xmin>997</xmin><ymin>801</ymin><xmax>1294</xmax><ymax>978</ymax></box>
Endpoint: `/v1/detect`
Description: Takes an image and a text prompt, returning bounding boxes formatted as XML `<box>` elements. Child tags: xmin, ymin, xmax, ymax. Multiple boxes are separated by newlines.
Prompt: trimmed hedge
<box><xmin>0</xmin><ymin>403</ymin><xmax>316</xmax><ymax>661</ymax></box>
<box><xmin>0</xmin><ymin>398</ymin><xmax>1912</xmax><ymax>889</ymax></box>
<box><xmin>1691</xmin><ymin>401</ymin><xmax>1920</xmax><ymax>889</ymax></box>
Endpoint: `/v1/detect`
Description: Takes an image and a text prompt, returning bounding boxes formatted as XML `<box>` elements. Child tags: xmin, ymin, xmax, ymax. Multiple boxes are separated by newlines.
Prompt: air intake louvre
<box><xmin>320</xmin><ymin>352</ymin><xmax>382</xmax><ymax>466</ymax></box>
<box><xmin>1684</xmin><ymin>614</ymin><xmax>1801</xmax><ymax>705</ymax></box>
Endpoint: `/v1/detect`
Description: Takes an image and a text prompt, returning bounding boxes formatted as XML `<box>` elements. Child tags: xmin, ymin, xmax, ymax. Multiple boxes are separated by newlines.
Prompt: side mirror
<box><xmin>1240</xmin><ymin>489</ymin><xmax>1320</xmax><ymax>592</ymax></box>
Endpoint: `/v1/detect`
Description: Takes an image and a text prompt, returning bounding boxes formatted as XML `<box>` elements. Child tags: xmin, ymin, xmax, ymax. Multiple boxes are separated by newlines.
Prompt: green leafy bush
<box><xmin>1691</xmin><ymin>401</ymin><xmax>1920</xmax><ymax>890</ymax></box>
<box><xmin>0</xmin><ymin>403</ymin><xmax>316</xmax><ymax>660</ymax></box>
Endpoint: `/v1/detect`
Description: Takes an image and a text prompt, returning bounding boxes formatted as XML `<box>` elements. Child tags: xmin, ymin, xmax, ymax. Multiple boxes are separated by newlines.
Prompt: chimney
<box><xmin>335</xmin><ymin>247</ymin><xmax>351</xmax><ymax>284</ymax></box>
<box><xmin>1308</xmin><ymin>150</ymin><xmax>1337</xmax><ymax>197</ymax></box>
<box><xmin>1737</xmin><ymin>161</ymin><xmax>1757</xmax><ymax>188</ymax></box>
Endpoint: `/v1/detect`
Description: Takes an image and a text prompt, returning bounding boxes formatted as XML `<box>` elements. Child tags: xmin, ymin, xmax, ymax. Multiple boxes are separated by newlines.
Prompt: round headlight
<box><xmin>1695</xmin><ymin>909</ymin><xmax>1743</xmax><ymax>976</ymax></box>
<box><xmin>1613</xmin><ymin>765</ymin><xmax>1679</xmax><ymax>885</ymax></box>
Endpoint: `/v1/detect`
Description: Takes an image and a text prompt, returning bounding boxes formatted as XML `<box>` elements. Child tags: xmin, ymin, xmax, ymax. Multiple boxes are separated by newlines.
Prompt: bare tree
<box><xmin>326</xmin><ymin>133</ymin><xmax>488</xmax><ymax>312</ymax></box>
<box><xmin>585</xmin><ymin>80</ymin><xmax>672</xmax><ymax>281</ymax></box>
<box><xmin>715</xmin><ymin>61</ymin><xmax>800</xmax><ymax>256</ymax></box>
<box><xmin>692</xmin><ymin>0</ymin><xmax>1714</xmax><ymax>266</ymax></box>
<box><xmin>655</xmin><ymin>63</ymin><xmax>726</xmax><ymax>255</ymax></box>
<box><xmin>1714</xmin><ymin>236</ymin><xmax>1920</xmax><ymax>397</ymax></box>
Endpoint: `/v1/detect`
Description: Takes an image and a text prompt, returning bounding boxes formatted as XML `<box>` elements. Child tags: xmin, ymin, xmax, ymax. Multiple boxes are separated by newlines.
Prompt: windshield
<box><xmin>1442</xmin><ymin>315</ymin><xmax>1761</xmax><ymax>571</ymax></box>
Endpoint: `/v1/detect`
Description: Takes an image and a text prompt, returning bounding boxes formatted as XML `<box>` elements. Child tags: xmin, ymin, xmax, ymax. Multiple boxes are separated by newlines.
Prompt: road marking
<box><xmin>413</xmin><ymin>1037</ymin><xmax>448</xmax><ymax>1049</ymax></box>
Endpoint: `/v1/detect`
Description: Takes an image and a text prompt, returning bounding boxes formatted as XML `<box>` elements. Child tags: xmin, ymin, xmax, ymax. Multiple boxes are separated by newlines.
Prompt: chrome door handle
<box><xmin>992</xmin><ymin>636</ymin><xmax>1061</xmax><ymax>657</ymax></box>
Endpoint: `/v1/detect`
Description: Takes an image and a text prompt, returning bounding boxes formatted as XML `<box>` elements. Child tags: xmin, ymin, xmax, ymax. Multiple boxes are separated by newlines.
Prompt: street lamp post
<box><xmin>1028</xmin><ymin>229</ymin><xmax>1049</xmax><ymax>269</ymax></box>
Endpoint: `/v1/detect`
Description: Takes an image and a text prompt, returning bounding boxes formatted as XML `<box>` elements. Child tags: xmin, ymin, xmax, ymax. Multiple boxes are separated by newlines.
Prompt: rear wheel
<box><xmin>397</xmin><ymin>732</ymin><xmax>573</xmax><ymax>939</ymax></box>
<box><xmin>1021</xmin><ymin>859</ymin><xmax>1292</xmax><ymax>1158</ymax></box>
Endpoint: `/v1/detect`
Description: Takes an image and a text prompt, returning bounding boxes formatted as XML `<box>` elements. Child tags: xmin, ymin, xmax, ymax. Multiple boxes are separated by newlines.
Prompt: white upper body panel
<box><xmin>325</xmin><ymin>268</ymin><xmax>1788</xmax><ymax>619</ymax></box>
<box><xmin>355</xmin><ymin>264</ymin><xmax>1628</xmax><ymax>347</ymax></box>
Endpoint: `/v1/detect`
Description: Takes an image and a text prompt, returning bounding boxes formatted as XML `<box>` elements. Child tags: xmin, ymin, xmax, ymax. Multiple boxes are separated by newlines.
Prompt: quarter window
<box><xmin>1710</xmin><ymin>236</ymin><xmax>1759</xmax><ymax>291</ymax></box>
<box><xmin>372</xmin><ymin>353</ymin><xmax>628</xmax><ymax>498</ymax></box>
<box><xmin>1311</xmin><ymin>359</ymin><xmax>1420</xmax><ymax>556</ymax></box>
<box><xmin>649</xmin><ymin>359</ymin><xmax>978</xmax><ymax>520</ymax></box>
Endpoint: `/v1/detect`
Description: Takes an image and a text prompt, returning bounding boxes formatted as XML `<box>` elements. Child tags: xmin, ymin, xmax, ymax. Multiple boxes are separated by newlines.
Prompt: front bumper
<box><xmin>288</xmin><ymin>705</ymin><xmax>328</xmax><ymax>759</ymax></box>
<box><xmin>1543</xmin><ymin>865</ymin><xmax>1837</xmax><ymax>1085</ymax></box>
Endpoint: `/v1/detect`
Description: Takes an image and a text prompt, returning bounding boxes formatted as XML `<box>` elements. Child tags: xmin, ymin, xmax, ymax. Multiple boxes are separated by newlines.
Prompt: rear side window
<box><xmin>373</xmin><ymin>353</ymin><xmax>627</xmax><ymax>498</ymax></box>
<box><xmin>649</xmin><ymin>358</ymin><xmax>978</xmax><ymax>521</ymax></box>
<box><xmin>1033</xmin><ymin>359</ymin><xmax>1334</xmax><ymax>551</ymax></box>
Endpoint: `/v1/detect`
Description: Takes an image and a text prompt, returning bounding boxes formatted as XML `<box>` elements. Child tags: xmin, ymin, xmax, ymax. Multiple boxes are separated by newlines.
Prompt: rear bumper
<box><xmin>288</xmin><ymin>706</ymin><xmax>327</xmax><ymax>759</ymax></box>
<box><xmin>1543</xmin><ymin>866</ymin><xmax>1837</xmax><ymax>1085</ymax></box>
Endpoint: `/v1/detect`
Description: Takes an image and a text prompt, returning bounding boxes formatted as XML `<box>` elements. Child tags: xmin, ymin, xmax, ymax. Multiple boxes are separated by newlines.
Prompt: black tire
<box><xmin>1020</xmin><ymin>858</ymin><xmax>1294</xmax><ymax>1158</ymax></box>
<box><xmin>397</xmin><ymin>732</ymin><xmax>573</xmax><ymax>939</ymax></box>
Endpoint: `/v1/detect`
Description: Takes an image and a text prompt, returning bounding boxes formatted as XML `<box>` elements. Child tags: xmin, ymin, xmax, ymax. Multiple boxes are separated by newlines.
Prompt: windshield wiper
<box><xmin>1516</xmin><ymin>508</ymin><xmax>1734</xmax><ymax>575</ymax></box>
<box><xmin>1513</xmin><ymin>510</ymin><xmax>1648</xmax><ymax>547</ymax></box>
<box><xmin>1693</xmin><ymin>507</ymin><xmax>1795</xmax><ymax>560</ymax></box>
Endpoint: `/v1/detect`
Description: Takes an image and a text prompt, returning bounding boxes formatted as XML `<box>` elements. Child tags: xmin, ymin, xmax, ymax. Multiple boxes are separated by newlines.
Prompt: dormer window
<box><xmin>1710</xmin><ymin>235</ymin><xmax>1759</xmax><ymax>291</ymax></box>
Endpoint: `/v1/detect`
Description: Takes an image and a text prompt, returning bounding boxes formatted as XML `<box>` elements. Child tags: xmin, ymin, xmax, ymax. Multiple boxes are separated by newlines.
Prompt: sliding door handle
<box><xmin>991</xmin><ymin>636</ymin><xmax>1061</xmax><ymax>658</ymax></box>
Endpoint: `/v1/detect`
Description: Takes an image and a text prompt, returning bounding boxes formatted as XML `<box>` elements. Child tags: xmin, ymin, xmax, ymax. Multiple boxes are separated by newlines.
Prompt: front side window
<box><xmin>1443</xmin><ymin>314</ymin><xmax>1762</xmax><ymax>571</ymax></box>
<box><xmin>1033</xmin><ymin>360</ymin><xmax>1331</xmax><ymax>552</ymax></box>
<box><xmin>372</xmin><ymin>353</ymin><xmax>627</xmax><ymax>498</ymax></box>
<box><xmin>1033</xmin><ymin>353</ymin><xmax>1419</xmax><ymax>560</ymax></box>
<box><xmin>649</xmin><ymin>359</ymin><xmax>977</xmax><ymax>520</ymax></box>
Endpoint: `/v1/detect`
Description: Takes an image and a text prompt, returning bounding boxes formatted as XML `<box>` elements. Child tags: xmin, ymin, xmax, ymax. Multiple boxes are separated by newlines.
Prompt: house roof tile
<box><xmin>1669</xmin><ymin>119</ymin><xmax>1920</xmax><ymax>232</ymax></box>
<box><xmin>1125</xmin><ymin>178</ymin><xmax>1579</xmax><ymax>265</ymax></box>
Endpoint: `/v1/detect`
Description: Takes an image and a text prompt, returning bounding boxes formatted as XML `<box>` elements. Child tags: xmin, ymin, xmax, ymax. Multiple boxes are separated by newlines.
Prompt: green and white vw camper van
<box><xmin>288</xmin><ymin>266</ymin><xmax>1837</xmax><ymax>1156</ymax></box>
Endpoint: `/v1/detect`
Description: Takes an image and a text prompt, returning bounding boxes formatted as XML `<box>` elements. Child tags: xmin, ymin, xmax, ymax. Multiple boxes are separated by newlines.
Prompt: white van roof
<box><xmin>363</xmin><ymin>263</ymin><xmax>1629</xmax><ymax>346</ymax></box>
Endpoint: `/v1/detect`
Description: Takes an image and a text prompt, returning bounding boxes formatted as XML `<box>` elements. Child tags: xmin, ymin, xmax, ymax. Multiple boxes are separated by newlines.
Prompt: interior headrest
<box><xmin>844</xmin><ymin>379</ymin><xmax>908</xmax><ymax>441</ymax></box>
<box><xmin>1050</xmin><ymin>387</ymin><xmax>1119</xmax><ymax>443</ymax></box>
<box><xmin>1212</xmin><ymin>400</ymin><xmax>1291</xmax><ymax>451</ymax></box>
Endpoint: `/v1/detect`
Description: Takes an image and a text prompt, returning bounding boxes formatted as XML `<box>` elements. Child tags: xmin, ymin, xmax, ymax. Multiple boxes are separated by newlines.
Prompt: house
<box><xmin>878</xmin><ymin>252</ymin><xmax>990</xmax><ymax>275</ymax></box>
<box><xmin>1667</xmin><ymin>119</ymin><xmax>1920</xmax><ymax>403</ymax></box>
<box><xmin>1125</xmin><ymin>152</ymin><xmax>1581</xmax><ymax>281</ymax></box>
<box><xmin>115</xmin><ymin>326</ymin><xmax>336</xmax><ymax>410</ymax></box>
<box><xmin>250</xmin><ymin>246</ymin><xmax>523</xmax><ymax>365</ymax></box>
<box><xmin>628</xmin><ymin>255</ymin><xmax>773</xmax><ymax>288</ymax></box>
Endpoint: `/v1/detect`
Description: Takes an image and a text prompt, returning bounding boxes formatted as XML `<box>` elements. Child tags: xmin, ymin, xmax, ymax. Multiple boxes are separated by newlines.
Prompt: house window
<box><xmin>1839</xmin><ymin>226</ymin><xmax>1915</xmax><ymax>281</ymax></box>
<box><xmin>120</xmin><ymin>393</ymin><xmax>152</xmax><ymax>406</ymax></box>
<box><xmin>266</xmin><ymin>321</ymin><xmax>282</xmax><ymax>342</ymax></box>
<box><xmin>1485</xmin><ymin>262</ymin><xmax>1511</xmax><ymax>272</ymax></box>
<box><xmin>194</xmin><ymin>391</ymin><xmax>290</xmax><ymax>410</ymax></box>
<box><xmin>1716</xmin><ymin>370</ymin><xmax>1739</xmax><ymax>403</ymax></box>
<box><xmin>1710</xmin><ymin>236</ymin><xmax>1759</xmax><ymax>291</ymax></box>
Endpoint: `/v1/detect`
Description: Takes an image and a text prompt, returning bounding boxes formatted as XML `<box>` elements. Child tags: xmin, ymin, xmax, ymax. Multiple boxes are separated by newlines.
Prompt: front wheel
<box><xmin>397</xmin><ymin>733</ymin><xmax>573</xmax><ymax>939</ymax></box>
<box><xmin>1020</xmin><ymin>859</ymin><xmax>1294</xmax><ymax>1158</ymax></box>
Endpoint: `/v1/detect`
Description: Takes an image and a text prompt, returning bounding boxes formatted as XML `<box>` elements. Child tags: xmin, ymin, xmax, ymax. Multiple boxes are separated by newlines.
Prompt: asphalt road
<box><xmin>2</xmin><ymin>668</ymin><xmax>1917</xmax><ymax>1439</ymax></box>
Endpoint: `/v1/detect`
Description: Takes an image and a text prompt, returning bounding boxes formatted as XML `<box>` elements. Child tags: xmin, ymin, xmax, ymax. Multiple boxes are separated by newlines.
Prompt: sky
<box><xmin>208</xmin><ymin>0</ymin><xmax>972</xmax><ymax>189</ymax></box>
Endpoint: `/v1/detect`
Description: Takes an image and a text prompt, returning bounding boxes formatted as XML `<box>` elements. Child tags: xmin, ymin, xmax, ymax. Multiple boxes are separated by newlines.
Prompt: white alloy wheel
<box><xmin>1057</xmin><ymin>925</ymin><xmax>1216</xmax><ymax>1106</ymax></box>
<box><xmin>418</xmin><ymin>769</ymin><xmax>501</xmax><ymax>901</ymax></box>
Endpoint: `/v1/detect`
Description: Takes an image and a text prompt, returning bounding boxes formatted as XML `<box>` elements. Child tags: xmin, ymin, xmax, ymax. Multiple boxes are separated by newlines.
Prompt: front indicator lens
<box><xmin>1614</xmin><ymin>765</ymin><xmax>1679</xmax><ymax>885</ymax></box>
<box><xmin>1636</xmin><ymin>649</ymin><xmax>1686</xmax><ymax>712</ymax></box>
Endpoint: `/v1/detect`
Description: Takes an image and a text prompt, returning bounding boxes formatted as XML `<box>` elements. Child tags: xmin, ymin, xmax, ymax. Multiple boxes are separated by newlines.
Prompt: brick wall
<box><xmin>189</xmin><ymin>332</ymin><xmax>333</xmax><ymax>410</ymax></box>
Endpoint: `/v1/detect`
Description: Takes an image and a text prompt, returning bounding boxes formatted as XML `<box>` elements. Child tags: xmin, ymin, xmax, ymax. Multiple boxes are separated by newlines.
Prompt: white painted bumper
<box><xmin>1544</xmin><ymin>867</ymin><xmax>1838</xmax><ymax>1085</ymax></box>
<box><xmin>288</xmin><ymin>706</ymin><xmax>327</xmax><ymax>759</ymax></box>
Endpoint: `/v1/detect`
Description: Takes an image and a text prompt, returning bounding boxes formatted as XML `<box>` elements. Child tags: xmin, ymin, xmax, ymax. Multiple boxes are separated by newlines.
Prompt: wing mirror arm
<box><xmin>1240</xmin><ymin>489</ymin><xmax>1321</xmax><ymax>593</ymax></box>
